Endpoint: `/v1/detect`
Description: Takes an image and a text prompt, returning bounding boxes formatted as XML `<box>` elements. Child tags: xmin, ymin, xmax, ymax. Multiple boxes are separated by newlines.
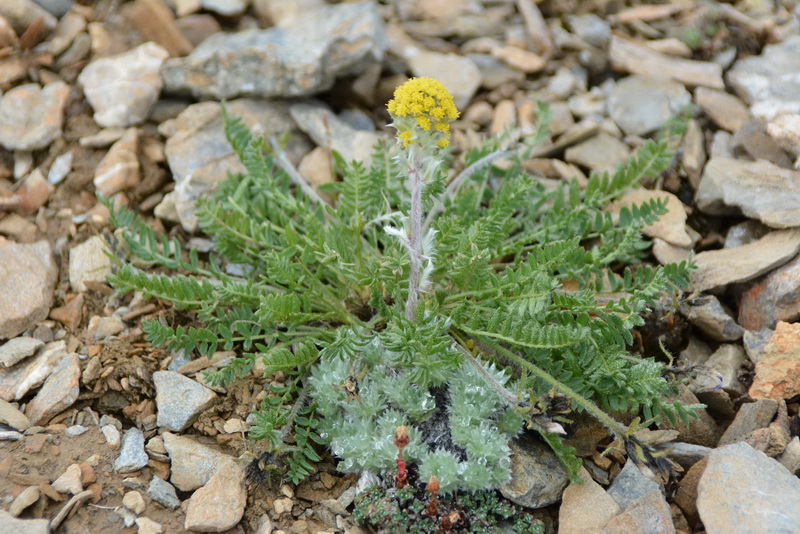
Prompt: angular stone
<box><xmin>184</xmin><ymin>460</ymin><xmax>247</xmax><ymax>532</ymax></box>
<box><xmin>601</xmin><ymin>488</ymin><xmax>674</xmax><ymax>534</ymax></box>
<box><xmin>694</xmin><ymin>87</ymin><xmax>750</xmax><ymax>133</ymax></box>
<box><xmin>69</xmin><ymin>236</ymin><xmax>113</xmax><ymax>293</ymax></box>
<box><xmin>162</xmin><ymin>2</ymin><xmax>385</xmax><ymax>100</ymax></box>
<box><xmin>78</xmin><ymin>42</ymin><xmax>169</xmax><ymax>127</ymax></box>
<box><xmin>93</xmin><ymin>128</ymin><xmax>140</xmax><ymax>197</ymax></box>
<box><xmin>9</xmin><ymin>485</ymin><xmax>39</xmax><ymax>517</ymax></box>
<box><xmin>135</xmin><ymin>517</ymin><xmax>163</xmax><ymax>534</ymax></box>
<box><xmin>608</xmin><ymin>75</ymin><xmax>692</xmax><ymax>136</ymax></box>
<box><xmin>0</xmin><ymin>241</ymin><xmax>57</xmax><ymax>340</ymax></box>
<box><xmin>0</xmin><ymin>341</ymin><xmax>64</xmax><ymax>401</ymax></box>
<box><xmin>608</xmin><ymin>189</ymin><xmax>691</xmax><ymax>248</ymax></box>
<box><xmin>130</xmin><ymin>0</ymin><xmax>193</xmax><ymax>57</ymax></box>
<box><xmin>564</xmin><ymin>133</ymin><xmax>631</xmax><ymax>173</ymax></box>
<box><xmin>115</xmin><ymin>427</ymin><xmax>149</xmax><ymax>473</ymax></box>
<box><xmin>659</xmin><ymin>386</ymin><xmax>720</xmax><ymax>447</ymax></box>
<box><xmin>163</xmin><ymin>432</ymin><xmax>230</xmax><ymax>492</ymax></box>
<box><xmin>607</xmin><ymin>459</ymin><xmax>662</xmax><ymax>511</ymax></box>
<box><xmin>767</xmin><ymin>113</ymin><xmax>800</xmax><ymax>159</ymax></box>
<box><xmin>673</xmin><ymin>456</ymin><xmax>707</xmax><ymax>525</ymax></box>
<box><xmin>407</xmin><ymin>51</ymin><xmax>481</xmax><ymax>110</ymax></box>
<box><xmin>0</xmin><ymin>337</ymin><xmax>43</xmax><ymax>367</ymax></box>
<box><xmin>681</xmin><ymin>295</ymin><xmax>743</xmax><ymax>341</ymax></box>
<box><xmin>85</xmin><ymin>316</ymin><xmax>125</xmax><ymax>340</ymax></box>
<box><xmin>697</xmin><ymin>158</ymin><xmax>800</xmax><ymax>229</ymax></box>
<box><xmin>743</xmin><ymin>328</ymin><xmax>773</xmax><ymax>364</ymax></box>
<box><xmin>17</xmin><ymin>168</ymin><xmax>54</xmax><ymax>215</ymax></box>
<box><xmin>147</xmin><ymin>476</ymin><xmax>180</xmax><ymax>510</ymax></box>
<box><xmin>0</xmin><ymin>82</ymin><xmax>69</xmax><ymax>151</ymax></box>
<box><xmin>101</xmin><ymin>424</ymin><xmax>120</xmax><ymax>449</ymax></box>
<box><xmin>698</xmin><ymin>442</ymin><xmax>800</xmax><ymax>533</ymax></box>
<box><xmin>24</xmin><ymin>352</ymin><xmax>80</xmax><ymax>425</ymax></box>
<box><xmin>0</xmin><ymin>510</ymin><xmax>50</xmax><ymax>534</ymax></box>
<box><xmin>154</xmin><ymin>371</ymin><xmax>217</xmax><ymax>432</ymax></box>
<box><xmin>727</xmin><ymin>35</ymin><xmax>800</xmax><ymax>120</ymax></box>
<box><xmin>739</xmin><ymin>253</ymin><xmax>800</xmax><ymax>331</ymax></box>
<box><xmin>491</xmin><ymin>45</ymin><xmax>546</xmax><ymax>74</ymax></box>
<box><xmin>567</xmin><ymin>14</ymin><xmax>610</xmax><ymax>47</ymax></box>
<box><xmin>660</xmin><ymin>442</ymin><xmax>711</xmax><ymax>470</ymax></box>
<box><xmin>558</xmin><ymin>467</ymin><xmax>620</xmax><ymax>534</ymax></box>
<box><xmin>123</xmin><ymin>490</ymin><xmax>146</xmax><ymax>514</ymax></box>
<box><xmin>689</xmin><ymin>229</ymin><xmax>800</xmax><ymax>292</ymax></box>
<box><xmin>0</xmin><ymin>399</ymin><xmax>31</xmax><ymax>431</ymax></box>
<box><xmin>0</xmin><ymin>0</ymin><xmax>57</xmax><ymax>34</ymax></box>
<box><xmin>750</xmin><ymin>322</ymin><xmax>800</xmax><ymax>402</ymax></box>
<box><xmin>719</xmin><ymin>399</ymin><xmax>778</xmax><ymax>447</ymax></box>
<box><xmin>778</xmin><ymin>437</ymin><xmax>800</xmax><ymax>475</ymax></box>
<box><xmin>52</xmin><ymin>463</ymin><xmax>83</xmax><ymax>495</ymax></box>
<box><xmin>500</xmin><ymin>433</ymin><xmax>569</xmax><ymax>509</ymax></box>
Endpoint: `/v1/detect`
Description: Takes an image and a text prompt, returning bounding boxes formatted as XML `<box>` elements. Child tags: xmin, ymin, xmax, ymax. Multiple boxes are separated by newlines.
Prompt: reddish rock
<box><xmin>750</xmin><ymin>322</ymin><xmax>800</xmax><ymax>402</ymax></box>
<box><xmin>49</xmin><ymin>293</ymin><xmax>84</xmax><ymax>331</ymax></box>
<box><xmin>17</xmin><ymin>169</ymin><xmax>53</xmax><ymax>215</ymax></box>
<box><xmin>739</xmin><ymin>253</ymin><xmax>800</xmax><ymax>331</ymax></box>
<box><xmin>673</xmin><ymin>456</ymin><xmax>708</xmax><ymax>526</ymax></box>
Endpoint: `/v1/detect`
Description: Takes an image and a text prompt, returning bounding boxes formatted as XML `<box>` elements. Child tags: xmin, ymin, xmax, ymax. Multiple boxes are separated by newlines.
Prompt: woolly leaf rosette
<box><xmin>387</xmin><ymin>77</ymin><xmax>459</xmax><ymax>149</ymax></box>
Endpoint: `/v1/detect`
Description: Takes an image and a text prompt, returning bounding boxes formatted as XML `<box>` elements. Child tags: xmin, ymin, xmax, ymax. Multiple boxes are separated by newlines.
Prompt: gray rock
<box><xmin>558</xmin><ymin>467</ymin><xmax>620</xmax><ymax>534</ymax></box>
<box><xmin>156</xmin><ymin>99</ymin><xmax>311</xmax><ymax>232</ymax></box>
<box><xmin>24</xmin><ymin>352</ymin><xmax>80</xmax><ymax>425</ymax></box>
<box><xmin>253</xmin><ymin>0</ymin><xmax>326</xmax><ymax>25</ymax></box>
<box><xmin>47</xmin><ymin>151</ymin><xmax>72</xmax><ymax>185</ymax></box>
<box><xmin>0</xmin><ymin>337</ymin><xmax>43</xmax><ymax>367</ymax></box>
<box><xmin>680</xmin><ymin>295</ymin><xmax>743</xmax><ymax>341</ymax></box>
<box><xmin>600</xmin><ymin>487</ymin><xmax>674</xmax><ymax>534</ymax></box>
<box><xmin>78</xmin><ymin>42</ymin><xmax>169</xmax><ymax>128</ymax></box>
<box><xmin>9</xmin><ymin>485</ymin><xmax>39</xmax><ymax>517</ymax></box>
<box><xmin>163</xmin><ymin>432</ymin><xmax>230</xmax><ymax>491</ymax></box>
<box><xmin>727</xmin><ymin>35</ymin><xmax>800</xmax><ymax>120</ymax></box>
<box><xmin>184</xmin><ymin>460</ymin><xmax>247</xmax><ymax>532</ymax></box>
<box><xmin>93</xmin><ymin>128</ymin><xmax>140</xmax><ymax>197</ymax></box>
<box><xmin>698</xmin><ymin>442</ymin><xmax>800</xmax><ymax>533</ymax></box>
<box><xmin>85</xmin><ymin>316</ymin><xmax>126</xmax><ymax>341</ymax></box>
<box><xmin>564</xmin><ymin>133</ymin><xmax>630</xmax><ymax>173</ymax></box>
<box><xmin>608</xmin><ymin>189</ymin><xmax>692</xmax><ymax>247</ymax></box>
<box><xmin>115</xmin><ymin>427</ymin><xmax>149</xmax><ymax>473</ymax></box>
<box><xmin>64</xmin><ymin>424</ymin><xmax>87</xmax><ymax>437</ymax></box>
<box><xmin>724</xmin><ymin>220</ymin><xmax>769</xmax><ymax>249</ymax></box>
<box><xmin>778</xmin><ymin>436</ymin><xmax>800</xmax><ymax>475</ymax></box>
<box><xmin>101</xmin><ymin>424</ymin><xmax>121</xmax><ymax>449</ymax></box>
<box><xmin>0</xmin><ymin>341</ymin><xmax>64</xmax><ymax>402</ymax></box>
<box><xmin>162</xmin><ymin>2</ymin><xmax>385</xmax><ymax>100</ymax></box>
<box><xmin>607</xmin><ymin>459</ymin><xmax>662</xmax><ymax>510</ymax></box>
<box><xmin>719</xmin><ymin>399</ymin><xmax>778</xmax><ymax>447</ymax></box>
<box><xmin>739</xmin><ymin>253</ymin><xmax>800</xmax><ymax>331</ymax></box>
<box><xmin>660</xmin><ymin>442</ymin><xmax>711</xmax><ymax>469</ymax></box>
<box><xmin>32</xmin><ymin>0</ymin><xmax>73</xmax><ymax>17</ymax></box>
<box><xmin>0</xmin><ymin>82</ymin><xmax>69</xmax><ymax>151</ymax></box>
<box><xmin>500</xmin><ymin>433</ymin><xmax>569</xmax><ymax>509</ymax></box>
<box><xmin>466</xmin><ymin>54</ymin><xmax>525</xmax><ymax>90</ymax></box>
<box><xmin>689</xmin><ymin>229</ymin><xmax>800</xmax><ymax>292</ymax></box>
<box><xmin>0</xmin><ymin>430</ymin><xmax>23</xmax><ymax>441</ymax></box>
<box><xmin>697</xmin><ymin>158</ymin><xmax>800</xmax><ymax>229</ymax></box>
<box><xmin>147</xmin><ymin>476</ymin><xmax>181</xmax><ymax>510</ymax></box>
<box><xmin>743</xmin><ymin>328</ymin><xmax>773</xmax><ymax>364</ymax></box>
<box><xmin>69</xmin><ymin>236</ymin><xmax>113</xmax><ymax>293</ymax></box>
<box><xmin>0</xmin><ymin>399</ymin><xmax>31</xmax><ymax>431</ymax></box>
<box><xmin>407</xmin><ymin>51</ymin><xmax>481</xmax><ymax>109</ymax></box>
<box><xmin>691</xmin><ymin>344</ymin><xmax>746</xmax><ymax>398</ymax></box>
<box><xmin>0</xmin><ymin>0</ymin><xmax>56</xmax><ymax>34</ymax></box>
<box><xmin>567</xmin><ymin>14</ymin><xmax>610</xmax><ymax>48</ymax></box>
<box><xmin>0</xmin><ymin>510</ymin><xmax>50</xmax><ymax>534</ymax></box>
<box><xmin>154</xmin><ymin>371</ymin><xmax>218</xmax><ymax>432</ymax></box>
<box><xmin>608</xmin><ymin>75</ymin><xmax>691</xmax><ymax>136</ymax></box>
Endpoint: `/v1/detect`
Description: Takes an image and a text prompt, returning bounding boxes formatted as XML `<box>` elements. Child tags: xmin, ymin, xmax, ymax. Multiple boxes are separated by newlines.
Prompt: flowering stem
<box><xmin>405</xmin><ymin>150</ymin><xmax>423</xmax><ymax>322</ymax></box>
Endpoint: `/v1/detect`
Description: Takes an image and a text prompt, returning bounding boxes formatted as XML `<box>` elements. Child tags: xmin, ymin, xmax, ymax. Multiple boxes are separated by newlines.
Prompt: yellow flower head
<box><xmin>387</xmin><ymin>77</ymin><xmax>459</xmax><ymax>148</ymax></box>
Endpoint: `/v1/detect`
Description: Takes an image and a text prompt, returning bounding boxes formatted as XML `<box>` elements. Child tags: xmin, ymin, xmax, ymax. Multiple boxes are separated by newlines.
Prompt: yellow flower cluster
<box><xmin>387</xmin><ymin>77</ymin><xmax>459</xmax><ymax>148</ymax></box>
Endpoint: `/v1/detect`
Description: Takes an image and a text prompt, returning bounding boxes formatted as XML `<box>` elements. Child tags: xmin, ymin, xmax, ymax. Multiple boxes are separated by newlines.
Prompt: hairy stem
<box><xmin>405</xmin><ymin>151</ymin><xmax>423</xmax><ymax>321</ymax></box>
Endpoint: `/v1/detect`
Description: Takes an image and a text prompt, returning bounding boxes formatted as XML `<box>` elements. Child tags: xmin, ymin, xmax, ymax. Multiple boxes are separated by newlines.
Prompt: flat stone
<box><xmin>608</xmin><ymin>75</ymin><xmax>692</xmax><ymax>136</ymax></box>
<box><xmin>24</xmin><ymin>352</ymin><xmax>80</xmax><ymax>425</ymax></box>
<box><xmin>659</xmin><ymin>386</ymin><xmax>720</xmax><ymax>447</ymax></box>
<box><xmin>698</xmin><ymin>442</ymin><xmax>800</xmax><ymax>533</ymax></box>
<box><xmin>69</xmin><ymin>236</ymin><xmax>113</xmax><ymax>293</ymax></box>
<box><xmin>558</xmin><ymin>466</ymin><xmax>620</xmax><ymax>534</ymax></box>
<box><xmin>500</xmin><ymin>433</ymin><xmax>569</xmax><ymax>509</ymax></box>
<box><xmin>743</xmin><ymin>328</ymin><xmax>773</xmax><ymax>364</ymax></box>
<box><xmin>608</xmin><ymin>189</ymin><xmax>691</xmax><ymax>247</ymax></box>
<box><xmin>101</xmin><ymin>424</ymin><xmax>121</xmax><ymax>449</ymax></box>
<box><xmin>600</xmin><ymin>488</ymin><xmax>674</xmax><ymax>534</ymax></box>
<box><xmin>148</xmin><ymin>476</ymin><xmax>180</xmax><ymax>510</ymax></box>
<box><xmin>115</xmin><ymin>427</ymin><xmax>149</xmax><ymax>473</ymax></box>
<box><xmin>731</xmin><ymin>119</ymin><xmax>793</xmax><ymax>168</ymax></box>
<box><xmin>725</xmin><ymin>220</ymin><xmax>769</xmax><ymax>249</ymax></box>
<box><xmin>407</xmin><ymin>51</ymin><xmax>480</xmax><ymax>110</ymax></box>
<box><xmin>93</xmin><ymin>128</ymin><xmax>140</xmax><ymax>197</ymax></box>
<box><xmin>47</xmin><ymin>151</ymin><xmax>72</xmax><ymax>185</ymax></box>
<box><xmin>739</xmin><ymin>253</ymin><xmax>800</xmax><ymax>331</ymax></box>
<box><xmin>652</xmin><ymin>238</ymin><xmax>690</xmax><ymax>266</ymax></box>
<box><xmin>252</xmin><ymin>0</ymin><xmax>326</xmax><ymax>25</ymax></box>
<box><xmin>567</xmin><ymin>14</ymin><xmax>610</xmax><ymax>47</ymax></box>
<box><xmin>719</xmin><ymin>399</ymin><xmax>778</xmax><ymax>446</ymax></box>
<box><xmin>123</xmin><ymin>490</ymin><xmax>146</xmax><ymax>514</ymax></box>
<box><xmin>184</xmin><ymin>460</ymin><xmax>247</xmax><ymax>532</ymax></box>
<box><xmin>154</xmin><ymin>371</ymin><xmax>218</xmax><ymax>432</ymax></box>
<box><xmin>0</xmin><ymin>337</ymin><xmax>43</xmax><ymax>367</ymax></box>
<box><xmin>78</xmin><ymin>42</ymin><xmax>169</xmax><ymax>128</ymax></box>
<box><xmin>162</xmin><ymin>2</ymin><xmax>385</xmax><ymax>100</ymax></box>
<box><xmin>750</xmin><ymin>322</ymin><xmax>800</xmax><ymax>402</ymax></box>
<box><xmin>696</xmin><ymin>158</ymin><xmax>800</xmax><ymax>228</ymax></box>
<box><xmin>693</xmin><ymin>344</ymin><xmax>747</xmax><ymax>398</ymax></box>
<box><xmin>674</xmin><ymin>456</ymin><xmax>708</xmax><ymax>524</ymax></box>
<box><xmin>0</xmin><ymin>399</ymin><xmax>31</xmax><ymax>431</ymax></box>
<box><xmin>727</xmin><ymin>35</ymin><xmax>800</xmax><ymax>120</ymax></box>
<box><xmin>17</xmin><ymin>169</ymin><xmax>53</xmax><ymax>215</ymax></box>
<box><xmin>682</xmin><ymin>119</ymin><xmax>705</xmax><ymax>189</ymax></box>
<box><xmin>47</xmin><ymin>12</ymin><xmax>86</xmax><ymax>56</ymax></box>
<box><xmin>0</xmin><ymin>82</ymin><xmax>69</xmax><ymax>151</ymax></box>
<box><xmin>680</xmin><ymin>295</ymin><xmax>743</xmax><ymax>342</ymax></box>
<box><xmin>607</xmin><ymin>459</ymin><xmax>662</xmax><ymax>511</ymax></box>
<box><xmin>609</xmin><ymin>36</ymin><xmax>724</xmax><ymax>89</ymax></box>
<box><xmin>660</xmin><ymin>442</ymin><xmax>711</xmax><ymax>470</ymax></box>
<box><xmin>689</xmin><ymin>229</ymin><xmax>800</xmax><ymax>292</ymax></box>
<box><xmin>130</xmin><ymin>0</ymin><xmax>193</xmax><ymax>57</ymax></box>
<box><xmin>85</xmin><ymin>316</ymin><xmax>126</xmax><ymax>340</ymax></box>
<box><xmin>778</xmin><ymin>436</ymin><xmax>800</xmax><ymax>475</ymax></box>
<box><xmin>491</xmin><ymin>45</ymin><xmax>546</xmax><ymax>74</ymax></box>
<box><xmin>0</xmin><ymin>241</ymin><xmax>57</xmax><ymax>340</ymax></box>
<box><xmin>767</xmin><ymin>113</ymin><xmax>800</xmax><ymax>159</ymax></box>
<box><xmin>65</xmin><ymin>424</ymin><xmax>87</xmax><ymax>437</ymax></box>
<box><xmin>0</xmin><ymin>341</ymin><xmax>64</xmax><ymax>401</ymax></box>
<box><xmin>565</xmin><ymin>133</ymin><xmax>631</xmax><ymax>173</ymax></box>
<box><xmin>9</xmin><ymin>485</ymin><xmax>40</xmax><ymax>517</ymax></box>
<box><xmin>135</xmin><ymin>517</ymin><xmax>163</xmax><ymax>534</ymax></box>
<box><xmin>694</xmin><ymin>87</ymin><xmax>750</xmax><ymax>133</ymax></box>
<box><xmin>52</xmin><ymin>463</ymin><xmax>83</xmax><ymax>495</ymax></box>
<box><xmin>466</xmin><ymin>54</ymin><xmax>525</xmax><ymax>90</ymax></box>
<box><xmin>0</xmin><ymin>510</ymin><xmax>50</xmax><ymax>534</ymax></box>
<box><xmin>163</xmin><ymin>432</ymin><xmax>230</xmax><ymax>491</ymax></box>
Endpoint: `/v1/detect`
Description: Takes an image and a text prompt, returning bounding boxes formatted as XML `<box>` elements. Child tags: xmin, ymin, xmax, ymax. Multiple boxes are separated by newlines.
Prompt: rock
<box><xmin>0</xmin><ymin>241</ymin><xmax>57</xmax><ymax>340</ymax></box>
<box><xmin>0</xmin><ymin>82</ymin><xmax>69</xmax><ymax>151</ymax></box>
<box><xmin>184</xmin><ymin>460</ymin><xmax>247</xmax><ymax>532</ymax></box>
<box><xmin>116</xmin><ymin>427</ymin><xmax>149</xmax><ymax>473</ymax></box>
<box><xmin>52</xmin><ymin>463</ymin><xmax>83</xmax><ymax>495</ymax></box>
<box><xmin>694</xmin><ymin>344</ymin><xmax>747</xmax><ymax>397</ymax></box>
<box><xmin>724</xmin><ymin>220</ymin><xmax>768</xmax><ymax>249</ymax></box>
<box><xmin>609</xmin><ymin>36</ymin><xmax>724</xmax><ymax>89</ymax></box>
<box><xmin>697</xmin><ymin>158</ymin><xmax>800</xmax><ymax>228</ymax></box>
<box><xmin>9</xmin><ymin>485</ymin><xmax>40</xmax><ymax>517</ymax></box>
<box><xmin>162</xmin><ymin>432</ymin><xmax>230</xmax><ymax>491</ymax></box>
<box><xmin>136</xmin><ymin>517</ymin><xmax>163</xmax><ymax>534</ymax></box>
<box><xmin>680</xmin><ymin>295</ymin><xmax>743</xmax><ymax>341</ymax></box>
<box><xmin>607</xmin><ymin>459</ymin><xmax>662</xmax><ymax>511</ymax></box>
<box><xmin>694</xmin><ymin>87</ymin><xmax>750</xmax><ymax>133</ymax></box>
<box><xmin>767</xmin><ymin>113</ymin><xmax>800</xmax><ymax>159</ymax></box>
<box><xmin>558</xmin><ymin>466</ymin><xmax>620</xmax><ymax>534</ymax></box>
<box><xmin>500</xmin><ymin>433</ymin><xmax>569</xmax><ymax>509</ymax></box>
<box><xmin>69</xmin><ymin>236</ymin><xmax>113</xmax><ymax>293</ymax></box>
<box><xmin>289</xmin><ymin>101</ymin><xmax>383</xmax><ymax>165</ymax></box>
<box><xmin>608</xmin><ymin>75</ymin><xmax>692</xmax><ymax>136</ymax></box>
<box><xmin>697</xmin><ymin>442</ymin><xmax>800</xmax><ymax>532</ymax></box>
<box><xmin>47</xmin><ymin>12</ymin><xmax>86</xmax><ymax>56</ymax></box>
<box><xmin>0</xmin><ymin>213</ymin><xmax>37</xmax><ymax>243</ymax></box>
<box><xmin>64</xmin><ymin>424</ymin><xmax>87</xmax><ymax>437</ymax></box>
<box><xmin>175</xmin><ymin>15</ymin><xmax>220</xmax><ymax>48</ymax></box>
<box><xmin>730</xmin><ymin>119</ymin><xmax>792</xmax><ymax>168</ymax></box>
<box><xmin>673</xmin><ymin>456</ymin><xmax>707</xmax><ymax>525</ymax></box>
<box><xmin>719</xmin><ymin>399</ymin><xmax>778</xmax><ymax>447</ymax></box>
<box><xmin>750</xmin><ymin>322</ymin><xmax>800</xmax><ymax>402</ymax></box>
<box><xmin>739</xmin><ymin>253</ymin><xmax>800</xmax><ymax>331</ymax></box>
<box><xmin>0</xmin><ymin>337</ymin><xmax>43</xmax><ymax>367</ymax></box>
<box><xmin>652</xmin><ymin>238</ymin><xmax>690</xmax><ymax>266</ymax></box>
<box><xmin>130</xmin><ymin>0</ymin><xmax>193</xmax><ymax>57</ymax></box>
<box><xmin>154</xmin><ymin>371</ymin><xmax>217</xmax><ymax>432</ymax></box>
<box><xmin>682</xmin><ymin>119</ymin><xmax>705</xmax><ymax>189</ymax></box>
<box><xmin>85</xmin><ymin>316</ymin><xmax>126</xmax><ymax>340</ymax></box>
<box><xmin>608</xmin><ymin>189</ymin><xmax>691</xmax><ymax>247</ymax></box>
<box><xmin>0</xmin><ymin>510</ymin><xmax>50</xmax><ymax>534</ymax></box>
<box><xmin>660</xmin><ymin>442</ymin><xmax>711</xmax><ymax>470</ymax></box>
<box><xmin>491</xmin><ymin>45</ymin><xmax>546</xmax><ymax>74</ymax></box>
<box><xmin>689</xmin><ymin>229</ymin><xmax>800</xmax><ymax>292</ymax></box>
<box><xmin>0</xmin><ymin>399</ymin><xmax>31</xmax><ymax>431</ymax></box>
<box><xmin>252</xmin><ymin>0</ymin><xmax>325</xmax><ymax>25</ymax></box>
<box><xmin>659</xmin><ymin>386</ymin><xmax>720</xmax><ymax>447</ymax></box>
<box><xmin>162</xmin><ymin>2</ymin><xmax>385</xmax><ymax>100</ymax></box>
<box><xmin>743</xmin><ymin>328</ymin><xmax>773</xmax><ymax>364</ymax></box>
<box><xmin>18</xmin><ymin>168</ymin><xmax>54</xmax><ymax>215</ymax></box>
<box><xmin>727</xmin><ymin>35</ymin><xmax>800</xmax><ymax>120</ymax></box>
<box><xmin>47</xmin><ymin>151</ymin><xmax>72</xmax><ymax>185</ymax></box>
<box><xmin>601</xmin><ymin>488</ymin><xmax>674</xmax><ymax>534</ymax></box>
<box><xmin>407</xmin><ymin>51</ymin><xmax>481</xmax><ymax>110</ymax></box>
<box><xmin>33</xmin><ymin>0</ymin><xmax>74</xmax><ymax>17</ymax></box>
<box><xmin>565</xmin><ymin>133</ymin><xmax>630</xmax><ymax>173</ymax></box>
<box><xmin>78</xmin><ymin>42</ymin><xmax>169</xmax><ymax>128</ymax></box>
<box><xmin>147</xmin><ymin>476</ymin><xmax>180</xmax><ymax>510</ymax></box>
<box><xmin>93</xmin><ymin>128</ymin><xmax>140</xmax><ymax>197</ymax></box>
<box><xmin>297</xmin><ymin>147</ymin><xmax>334</xmax><ymax>187</ymax></box>
<box><xmin>24</xmin><ymin>352</ymin><xmax>80</xmax><ymax>425</ymax></box>
<box><xmin>466</xmin><ymin>54</ymin><xmax>525</xmax><ymax>90</ymax></box>
<box><xmin>0</xmin><ymin>341</ymin><xmax>64</xmax><ymax>401</ymax></box>
<box><xmin>273</xmin><ymin>497</ymin><xmax>293</xmax><ymax>516</ymax></box>
<box><xmin>123</xmin><ymin>490</ymin><xmax>146</xmax><ymax>514</ymax></box>
<box><xmin>0</xmin><ymin>0</ymin><xmax>56</xmax><ymax>34</ymax></box>
<box><xmin>778</xmin><ymin>437</ymin><xmax>800</xmax><ymax>475</ymax></box>
<box><xmin>567</xmin><ymin>14</ymin><xmax>610</xmax><ymax>47</ymax></box>
<box><xmin>198</xmin><ymin>0</ymin><xmax>246</xmax><ymax>16</ymax></box>
<box><xmin>157</xmin><ymin>99</ymin><xmax>310</xmax><ymax>231</ymax></box>
<box><xmin>101</xmin><ymin>424</ymin><xmax>120</xmax><ymax>448</ymax></box>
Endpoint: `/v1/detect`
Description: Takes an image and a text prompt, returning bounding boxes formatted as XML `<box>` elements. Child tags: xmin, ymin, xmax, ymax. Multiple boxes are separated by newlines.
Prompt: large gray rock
<box><xmin>727</xmin><ymin>35</ymin><xmax>800</xmax><ymax>120</ymax></box>
<box><xmin>698</xmin><ymin>442</ymin><xmax>800</xmax><ymax>533</ymax></box>
<box><xmin>500</xmin><ymin>433</ymin><xmax>569</xmax><ymax>509</ymax></box>
<box><xmin>0</xmin><ymin>241</ymin><xmax>58</xmax><ymax>340</ymax></box>
<box><xmin>608</xmin><ymin>75</ymin><xmax>691</xmax><ymax>136</ymax></box>
<box><xmin>162</xmin><ymin>2</ymin><xmax>386</xmax><ymax>100</ymax></box>
<box><xmin>696</xmin><ymin>158</ymin><xmax>800</xmax><ymax>229</ymax></box>
<box><xmin>154</xmin><ymin>371</ymin><xmax>218</xmax><ymax>432</ymax></box>
<box><xmin>0</xmin><ymin>82</ymin><xmax>69</xmax><ymax>151</ymax></box>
